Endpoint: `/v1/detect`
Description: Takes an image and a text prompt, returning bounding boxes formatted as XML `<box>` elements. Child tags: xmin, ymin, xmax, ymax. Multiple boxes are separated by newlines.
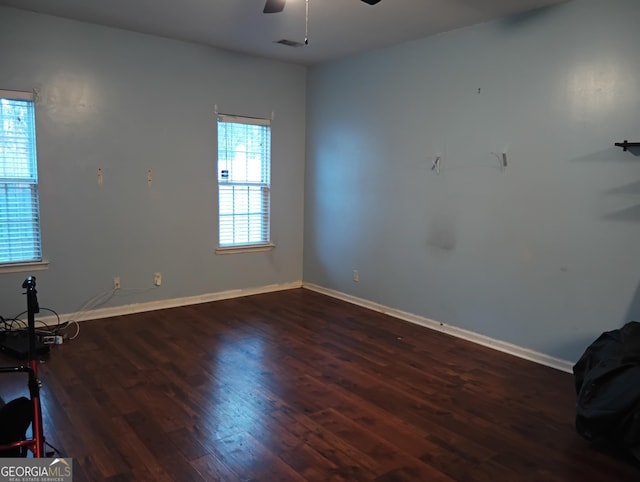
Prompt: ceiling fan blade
<box><xmin>361</xmin><ymin>0</ymin><xmax>382</xmax><ymax>4</ymax></box>
<box><xmin>263</xmin><ymin>0</ymin><xmax>286</xmax><ymax>14</ymax></box>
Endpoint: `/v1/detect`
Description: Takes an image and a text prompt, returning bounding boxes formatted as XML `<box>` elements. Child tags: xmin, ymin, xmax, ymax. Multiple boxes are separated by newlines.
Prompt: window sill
<box><xmin>0</xmin><ymin>260</ymin><xmax>49</xmax><ymax>274</ymax></box>
<box><xmin>216</xmin><ymin>243</ymin><xmax>275</xmax><ymax>255</ymax></box>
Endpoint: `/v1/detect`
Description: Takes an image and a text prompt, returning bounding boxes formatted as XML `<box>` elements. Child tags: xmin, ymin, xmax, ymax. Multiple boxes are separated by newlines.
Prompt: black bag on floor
<box><xmin>0</xmin><ymin>396</ymin><xmax>32</xmax><ymax>457</ymax></box>
<box><xmin>573</xmin><ymin>321</ymin><xmax>640</xmax><ymax>456</ymax></box>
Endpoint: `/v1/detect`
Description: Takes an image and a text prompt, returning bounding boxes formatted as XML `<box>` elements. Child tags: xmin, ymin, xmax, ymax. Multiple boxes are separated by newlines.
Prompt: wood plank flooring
<box><xmin>1</xmin><ymin>288</ymin><xmax>638</xmax><ymax>481</ymax></box>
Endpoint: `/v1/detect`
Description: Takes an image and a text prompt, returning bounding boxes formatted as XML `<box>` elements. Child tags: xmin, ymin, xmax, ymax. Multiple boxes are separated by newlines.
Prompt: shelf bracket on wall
<box><xmin>614</xmin><ymin>140</ymin><xmax>640</xmax><ymax>152</ymax></box>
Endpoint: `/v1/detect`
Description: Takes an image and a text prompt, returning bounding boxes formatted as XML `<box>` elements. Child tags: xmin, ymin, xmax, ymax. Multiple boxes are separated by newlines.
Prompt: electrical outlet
<box><xmin>154</xmin><ymin>272</ymin><xmax>162</xmax><ymax>286</ymax></box>
<box><xmin>113</xmin><ymin>277</ymin><xmax>121</xmax><ymax>289</ymax></box>
<box><xmin>353</xmin><ymin>270</ymin><xmax>359</xmax><ymax>282</ymax></box>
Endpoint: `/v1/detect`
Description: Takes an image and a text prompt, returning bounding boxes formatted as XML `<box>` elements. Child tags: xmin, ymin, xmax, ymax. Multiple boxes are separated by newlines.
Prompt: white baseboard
<box><xmin>36</xmin><ymin>280</ymin><xmax>303</xmax><ymax>325</ymax></box>
<box><xmin>32</xmin><ymin>279</ymin><xmax>573</xmax><ymax>373</ymax></box>
<box><xmin>303</xmin><ymin>282</ymin><xmax>574</xmax><ymax>374</ymax></box>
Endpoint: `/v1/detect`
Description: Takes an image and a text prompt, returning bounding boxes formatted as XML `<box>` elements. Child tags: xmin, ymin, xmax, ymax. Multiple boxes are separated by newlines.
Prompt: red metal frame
<box><xmin>0</xmin><ymin>276</ymin><xmax>46</xmax><ymax>457</ymax></box>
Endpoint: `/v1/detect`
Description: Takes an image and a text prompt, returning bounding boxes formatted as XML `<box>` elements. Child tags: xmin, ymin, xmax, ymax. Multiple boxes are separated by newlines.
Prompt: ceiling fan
<box><xmin>263</xmin><ymin>0</ymin><xmax>382</xmax><ymax>14</ymax></box>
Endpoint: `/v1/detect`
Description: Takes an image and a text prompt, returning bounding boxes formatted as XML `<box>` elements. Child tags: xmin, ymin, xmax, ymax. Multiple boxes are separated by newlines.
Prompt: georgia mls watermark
<box><xmin>0</xmin><ymin>458</ymin><xmax>72</xmax><ymax>482</ymax></box>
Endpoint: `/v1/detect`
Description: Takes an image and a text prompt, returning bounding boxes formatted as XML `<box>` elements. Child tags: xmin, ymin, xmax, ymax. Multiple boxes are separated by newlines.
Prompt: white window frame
<box><xmin>0</xmin><ymin>89</ymin><xmax>46</xmax><ymax>272</ymax></box>
<box><xmin>216</xmin><ymin>114</ymin><xmax>273</xmax><ymax>254</ymax></box>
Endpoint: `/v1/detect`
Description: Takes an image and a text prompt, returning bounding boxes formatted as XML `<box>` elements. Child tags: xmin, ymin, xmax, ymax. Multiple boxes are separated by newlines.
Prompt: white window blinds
<box><xmin>217</xmin><ymin>115</ymin><xmax>271</xmax><ymax>248</ymax></box>
<box><xmin>0</xmin><ymin>90</ymin><xmax>42</xmax><ymax>264</ymax></box>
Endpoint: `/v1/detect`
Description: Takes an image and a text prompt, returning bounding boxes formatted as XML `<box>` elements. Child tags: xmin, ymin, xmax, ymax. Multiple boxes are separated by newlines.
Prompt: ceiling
<box><xmin>0</xmin><ymin>0</ymin><xmax>569</xmax><ymax>65</ymax></box>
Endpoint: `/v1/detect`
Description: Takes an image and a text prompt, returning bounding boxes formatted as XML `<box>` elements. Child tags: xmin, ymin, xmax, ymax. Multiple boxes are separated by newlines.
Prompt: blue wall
<box><xmin>304</xmin><ymin>0</ymin><xmax>640</xmax><ymax>362</ymax></box>
<box><xmin>3</xmin><ymin>0</ymin><xmax>640</xmax><ymax>364</ymax></box>
<box><xmin>0</xmin><ymin>8</ymin><xmax>306</xmax><ymax>316</ymax></box>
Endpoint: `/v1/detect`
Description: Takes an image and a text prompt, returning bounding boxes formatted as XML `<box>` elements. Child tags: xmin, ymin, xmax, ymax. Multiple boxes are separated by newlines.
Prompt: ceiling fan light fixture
<box><xmin>263</xmin><ymin>0</ymin><xmax>286</xmax><ymax>14</ymax></box>
<box><xmin>275</xmin><ymin>39</ymin><xmax>306</xmax><ymax>47</ymax></box>
<box><xmin>264</xmin><ymin>0</ymin><xmax>382</xmax><ymax>14</ymax></box>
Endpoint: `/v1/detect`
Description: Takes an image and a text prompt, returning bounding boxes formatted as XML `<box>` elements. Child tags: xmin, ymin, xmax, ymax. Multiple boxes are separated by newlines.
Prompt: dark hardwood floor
<box><xmin>1</xmin><ymin>288</ymin><xmax>638</xmax><ymax>481</ymax></box>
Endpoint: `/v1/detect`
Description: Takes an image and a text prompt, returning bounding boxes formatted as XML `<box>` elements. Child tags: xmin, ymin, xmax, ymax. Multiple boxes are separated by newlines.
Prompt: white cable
<box><xmin>66</xmin><ymin>320</ymin><xmax>80</xmax><ymax>341</ymax></box>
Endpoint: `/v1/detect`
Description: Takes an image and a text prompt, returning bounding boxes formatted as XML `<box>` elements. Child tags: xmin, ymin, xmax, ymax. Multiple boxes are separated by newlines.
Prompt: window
<box><xmin>217</xmin><ymin>114</ymin><xmax>271</xmax><ymax>250</ymax></box>
<box><xmin>0</xmin><ymin>90</ymin><xmax>42</xmax><ymax>265</ymax></box>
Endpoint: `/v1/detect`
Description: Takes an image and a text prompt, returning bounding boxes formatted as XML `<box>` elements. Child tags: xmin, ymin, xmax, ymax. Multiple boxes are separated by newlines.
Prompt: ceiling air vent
<box><xmin>275</xmin><ymin>39</ymin><xmax>305</xmax><ymax>47</ymax></box>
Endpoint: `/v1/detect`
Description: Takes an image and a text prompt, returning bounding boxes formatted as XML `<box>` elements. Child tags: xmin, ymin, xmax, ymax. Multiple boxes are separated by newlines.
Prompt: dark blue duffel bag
<box><xmin>573</xmin><ymin>321</ymin><xmax>640</xmax><ymax>460</ymax></box>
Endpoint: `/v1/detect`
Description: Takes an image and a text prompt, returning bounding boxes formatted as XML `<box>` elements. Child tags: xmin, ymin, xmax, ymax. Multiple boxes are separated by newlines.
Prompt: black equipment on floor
<box><xmin>0</xmin><ymin>276</ymin><xmax>46</xmax><ymax>457</ymax></box>
<box><xmin>573</xmin><ymin>321</ymin><xmax>640</xmax><ymax>460</ymax></box>
<box><xmin>0</xmin><ymin>329</ymin><xmax>50</xmax><ymax>359</ymax></box>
